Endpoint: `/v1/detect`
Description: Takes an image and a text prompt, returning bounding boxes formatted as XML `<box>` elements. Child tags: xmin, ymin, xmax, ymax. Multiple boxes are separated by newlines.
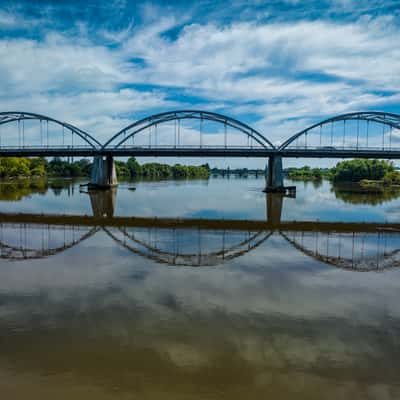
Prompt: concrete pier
<box><xmin>89</xmin><ymin>155</ymin><xmax>118</xmax><ymax>189</ymax></box>
<box><xmin>264</xmin><ymin>155</ymin><xmax>296</xmax><ymax>194</ymax></box>
<box><xmin>265</xmin><ymin>155</ymin><xmax>284</xmax><ymax>192</ymax></box>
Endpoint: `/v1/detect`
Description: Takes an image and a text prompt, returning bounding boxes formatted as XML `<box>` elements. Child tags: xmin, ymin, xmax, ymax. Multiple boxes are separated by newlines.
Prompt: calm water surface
<box><xmin>1</xmin><ymin>177</ymin><xmax>400</xmax><ymax>399</ymax></box>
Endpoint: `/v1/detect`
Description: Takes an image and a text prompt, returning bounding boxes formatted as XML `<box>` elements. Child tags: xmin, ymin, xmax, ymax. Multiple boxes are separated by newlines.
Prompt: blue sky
<box><xmin>0</xmin><ymin>0</ymin><xmax>399</xmax><ymax>167</ymax></box>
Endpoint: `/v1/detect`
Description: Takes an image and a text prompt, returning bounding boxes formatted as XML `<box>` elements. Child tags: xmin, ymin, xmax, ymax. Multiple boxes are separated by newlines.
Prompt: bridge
<box><xmin>1</xmin><ymin>110</ymin><xmax>400</xmax><ymax>189</ymax></box>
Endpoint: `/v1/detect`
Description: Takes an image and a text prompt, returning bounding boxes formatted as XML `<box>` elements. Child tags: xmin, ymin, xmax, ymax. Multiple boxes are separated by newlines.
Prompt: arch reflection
<box><xmin>280</xmin><ymin>230</ymin><xmax>400</xmax><ymax>271</ymax></box>
<box><xmin>0</xmin><ymin>223</ymin><xmax>98</xmax><ymax>260</ymax></box>
<box><xmin>0</xmin><ymin>215</ymin><xmax>400</xmax><ymax>271</ymax></box>
<box><xmin>105</xmin><ymin>227</ymin><xmax>273</xmax><ymax>267</ymax></box>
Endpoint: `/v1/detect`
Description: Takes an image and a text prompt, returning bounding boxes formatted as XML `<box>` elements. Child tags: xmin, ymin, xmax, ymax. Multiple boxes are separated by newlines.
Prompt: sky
<box><xmin>0</xmin><ymin>0</ymin><xmax>399</xmax><ymax>167</ymax></box>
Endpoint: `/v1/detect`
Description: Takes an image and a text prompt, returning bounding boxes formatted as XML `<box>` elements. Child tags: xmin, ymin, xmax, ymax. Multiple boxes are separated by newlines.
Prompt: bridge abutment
<box><xmin>89</xmin><ymin>155</ymin><xmax>118</xmax><ymax>189</ymax></box>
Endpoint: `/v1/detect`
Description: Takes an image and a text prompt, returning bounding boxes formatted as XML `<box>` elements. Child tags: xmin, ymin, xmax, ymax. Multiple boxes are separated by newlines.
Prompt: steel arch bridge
<box><xmin>1</xmin><ymin>109</ymin><xmax>400</xmax><ymax>188</ymax></box>
<box><xmin>0</xmin><ymin>109</ymin><xmax>398</xmax><ymax>156</ymax></box>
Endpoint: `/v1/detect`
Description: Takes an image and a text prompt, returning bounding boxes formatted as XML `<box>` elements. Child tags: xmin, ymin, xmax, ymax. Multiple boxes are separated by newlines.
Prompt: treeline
<box><xmin>287</xmin><ymin>159</ymin><xmax>400</xmax><ymax>185</ymax></box>
<box><xmin>0</xmin><ymin>157</ymin><xmax>210</xmax><ymax>180</ymax></box>
<box><xmin>331</xmin><ymin>159</ymin><xmax>400</xmax><ymax>184</ymax></box>
<box><xmin>0</xmin><ymin>157</ymin><xmax>46</xmax><ymax>178</ymax></box>
<box><xmin>286</xmin><ymin>166</ymin><xmax>330</xmax><ymax>180</ymax></box>
<box><xmin>115</xmin><ymin>158</ymin><xmax>210</xmax><ymax>179</ymax></box>
<box><xmin>0</xmin><ymin>157</ymin><xmax>91</xmax><ymax>178</ymax></box>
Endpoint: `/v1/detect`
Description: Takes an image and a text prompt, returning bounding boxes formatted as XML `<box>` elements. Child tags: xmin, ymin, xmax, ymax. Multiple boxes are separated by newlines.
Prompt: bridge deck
<box><xmin>1</xmin><ymin>147</ymin><xmax>400</xmax><ymax>159</ymax></box>
<box><xmin>0</xmin><ymin>213</ymin><xmax>399</xmax><ymax>233</ymax></box>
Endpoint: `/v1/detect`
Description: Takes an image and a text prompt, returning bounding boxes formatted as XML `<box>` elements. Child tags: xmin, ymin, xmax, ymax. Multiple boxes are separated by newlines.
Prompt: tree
<box><xmin>115</xmin><ymin>161</ymin><xmax>130</xmax><ymax>177</ymax></box>
<box><xmin>332</xmin><ymin>159</ymin><xmax>394</xmax><ymax>182</ymax></box>
<box><xmin>127</xmin><ymin>157</ymin><xmax>142</xmax><ymax>177</ymax></box>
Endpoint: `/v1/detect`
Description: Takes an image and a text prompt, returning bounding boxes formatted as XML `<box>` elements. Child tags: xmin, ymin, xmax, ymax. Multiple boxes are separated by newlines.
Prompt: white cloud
<box><xmin>122</xmin><ymin>17</ymin><xmax>400</xmax><ymax>93</ymax></box>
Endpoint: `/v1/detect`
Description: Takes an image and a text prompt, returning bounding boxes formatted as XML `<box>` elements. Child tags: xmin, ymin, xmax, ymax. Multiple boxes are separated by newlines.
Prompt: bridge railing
<box><xmin>0</xmin><ymin>145</ymin><xmax>95</xmax><ymax>149</ymax></box>
<box><xmin>282</xmin><ymin>145</ymin><xmax>400</xmax><ymax>151</ymax></box>
<box><xmin>102</xmin><ymin>144</ymin><xmax>270</xmax><ymax>149</ymax></box>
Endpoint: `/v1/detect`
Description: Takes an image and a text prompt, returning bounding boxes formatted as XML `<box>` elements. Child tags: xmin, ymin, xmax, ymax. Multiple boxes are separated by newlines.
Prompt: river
<box><xmin>0</xmin><ymin>176</ymin><xmax>400</xmax><ymax>399</ymax></box>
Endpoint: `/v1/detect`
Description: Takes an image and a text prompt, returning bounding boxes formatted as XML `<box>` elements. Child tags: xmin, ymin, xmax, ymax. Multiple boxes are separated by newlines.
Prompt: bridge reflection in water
<box><xmin>0</xmin><ymin>189</ymin><xmax>399</xmax><ymax>271</ymax></box>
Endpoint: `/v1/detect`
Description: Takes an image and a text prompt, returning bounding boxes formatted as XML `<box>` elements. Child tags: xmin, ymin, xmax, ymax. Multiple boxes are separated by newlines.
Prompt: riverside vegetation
<box><xmin>0</xmin><ymin>157</ymin><xmax>210</xmax><ymax>180</ymax></box>
<box><xmin>287</xmin><ymin>159</ymin><xmax>400</xmax><ymax>187</ymax></box>
<box><xmin>1</xmin><ymin>157</ymin><xmax>399</xmax><ymax>189</ymax></box>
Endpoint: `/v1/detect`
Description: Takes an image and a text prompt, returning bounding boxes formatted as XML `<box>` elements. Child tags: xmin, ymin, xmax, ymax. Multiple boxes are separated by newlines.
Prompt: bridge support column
<box><xmin>89</xmin><ymin>155</ymin><xmax>118</xmax><ymax>189</ymax></box>
<box><xmin>264</xmin><ymin>155</ymin><xmax>284</xmax><ymax>192</ymax></box>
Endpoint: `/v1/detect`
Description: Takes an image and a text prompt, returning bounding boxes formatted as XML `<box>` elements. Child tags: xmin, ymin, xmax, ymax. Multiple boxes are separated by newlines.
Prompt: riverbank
<box><xmin>360</xmin><ymin>179</ymin><xmax>400</xmax><ymax>189</ymax></box>
<box><xmin>0</xmin><ymin>156</ymin><xmax>210</xmax><ymax>180</ymax></box>
<box><xmin>287</xmin><ymin>159</ymin><xmax>400</xmax><ymax>187</ymax></box>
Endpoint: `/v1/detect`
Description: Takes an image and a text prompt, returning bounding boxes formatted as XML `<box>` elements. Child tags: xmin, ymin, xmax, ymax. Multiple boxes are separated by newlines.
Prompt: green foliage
<box><xmin>30</xmin><ymin>157</ymin><xmax>48</xmax><ymax>170</ymax></box>
<box><xmin>117</xmin><ymin>158</ymin><xmax>209</xmax><ymax>180</ymax></box>
<box><xmin>115</xmin><ymin>160</ymin><xmax>130</xmax><ymax>177</ymax></box>
<box><xmin>287</xmin><ymin>166</ymin><xmax>328</xmax><ymax>180</ymax></box>
<box><xmin>126</xmin><ymin>157</ymin><xmax>142</xmax><ymax>177</ymax></box>
<box><xmin>0</xmin><ymin>179</ymin><xmax>47</xmax><ymax>201</ymax></box>
<box><xmin>47</xmin><ymin>157</ymin><xmax>92</xmax><ymax>177</ymax></box>
<box><xmin>382</xmin><ymin>170</ymin><xmax>400</xmax><ymax>185</ymax></box>
<box><xmin>31</xmin><ymin>165</ymin><xmax>46</xmax><ymax>176</ymax></box>
<box><xmin>171</xmin><ymin>164</ymin><xmax>209</xmax><ymax>179</ymax></box>
<box><xmin>141</xmin><ymin>163</ymin><xmax>171</xmax><ymax>178</ymax></box>
<box><xmin>331</xmin><ymin>159</ymin><xmax>394</xmax><ymax>182</ymax></box>
<box><xmin>0</xmin><ymin>156</ymin><xmax>209</xmax><ymax>181</ymax></box>
<box><xmin>0</xmin><ymin>157</ymin><xmax>31</xmax><ymax>177</ymax></box>
<box><xmin>332</xmin><ymin>183</ymin><xmax>400</xmax><ymax>205</ymax></box>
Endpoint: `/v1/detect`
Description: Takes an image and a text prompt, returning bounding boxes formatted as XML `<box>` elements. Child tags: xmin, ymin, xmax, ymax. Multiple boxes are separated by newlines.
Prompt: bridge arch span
<box><xmin>278</xmin><ymin>111</ymin><xmax>400</xmax><ymax>151</ymax></box>
<box><xmin>0</xmin><ymin>111</ymin><xmax>102</xmax><ymax>149</ymax></box>
<box><xmin>102</xmin><ymin>110</ymin><xmax>275</xmax><ymax>150</ymax></box>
